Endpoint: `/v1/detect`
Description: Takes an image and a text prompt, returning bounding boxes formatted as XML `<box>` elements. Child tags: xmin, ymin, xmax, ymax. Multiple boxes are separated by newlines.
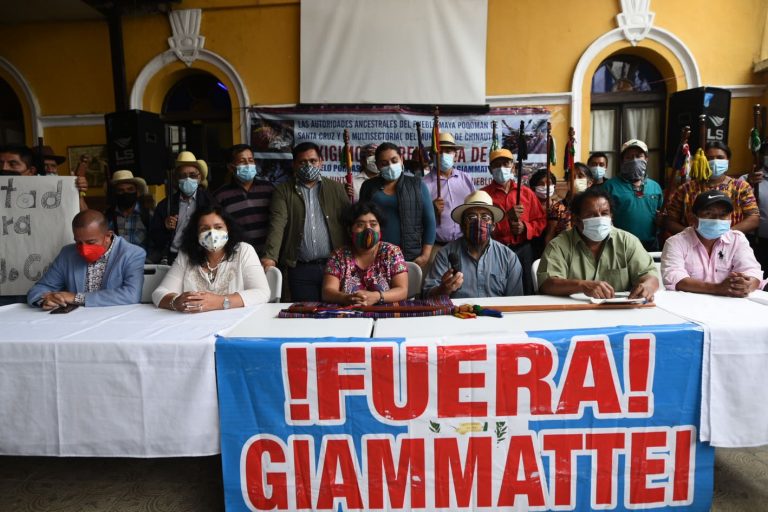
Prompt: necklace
<box><xmin>204</xmin><ymin>255</ymin><xmax>224</xmax><ymax>283</ymax></box>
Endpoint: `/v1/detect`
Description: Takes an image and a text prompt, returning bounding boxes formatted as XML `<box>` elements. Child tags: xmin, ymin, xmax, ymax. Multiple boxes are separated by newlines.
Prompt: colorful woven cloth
<box><xmin>278</xmin><ymin>296</ymin><xmax>455</xmax><ymax>319</ymax></box>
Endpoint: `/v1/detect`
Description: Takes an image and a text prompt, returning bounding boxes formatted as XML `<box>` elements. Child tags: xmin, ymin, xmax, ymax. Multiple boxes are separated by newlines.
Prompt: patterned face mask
<box><xmin>352</xmin><ymin>227</ymin><xmax>380</xmax><ymax>250</ymax></box>
<box><xmin>296</xmin><ymin>162</ymin><xmax>321</xmax><ymax>183</ymax></box>
<box><xmin>198</xmin><ymin>229</ymin><xmax>229</xmax><ymax>251</ymax></box>
<box><xmin>463</xmin><ymin>217</ymin><xmax>492</xmax><ymax>245</ymax></box>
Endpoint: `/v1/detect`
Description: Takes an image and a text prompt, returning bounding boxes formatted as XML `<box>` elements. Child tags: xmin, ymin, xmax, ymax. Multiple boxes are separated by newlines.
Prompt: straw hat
<box><xmin>438</xmin><ymin>132</ymin><xmax>463</xmax><ymax>149</ymax></box>
<box><xmin>110</xmin><ymin>170</ymin><xmax>148</xmax><ymax>196</ymax></box>
<box><xmin>451</xmin><ymin>190</ymin><xmax>505</xmax><ymax>224</ymax></box>
<box><xmin>175</xmin><ymin>150</ymin><xmax>208</xmax><ymax>187</ymax></box>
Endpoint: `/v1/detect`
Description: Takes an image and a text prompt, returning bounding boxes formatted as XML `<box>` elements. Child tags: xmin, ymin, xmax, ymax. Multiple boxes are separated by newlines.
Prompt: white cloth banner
<box><xmin>249</xmin><ymin>106</ymin><xmax>550</xmax><ymax>188</ymax></box>
<box><xmin>0</xmin><ymin>176</ymin><xmax>79</xmax><ymax>296</ymax></box>
<box><xmin>300</xmin><ymin>0</ymin><xmax>488</xmax><ymax>105</ymax></box>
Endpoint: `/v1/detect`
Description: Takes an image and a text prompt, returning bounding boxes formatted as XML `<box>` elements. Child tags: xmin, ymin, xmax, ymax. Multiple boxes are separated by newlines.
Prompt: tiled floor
<box><xmin>0</xmin><ymin>447</ymin><xmax>766</xmax><ymax>511</ymax></box>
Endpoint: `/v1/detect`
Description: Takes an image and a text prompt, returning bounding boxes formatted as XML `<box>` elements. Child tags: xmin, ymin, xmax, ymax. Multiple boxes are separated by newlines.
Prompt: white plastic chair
<box><xmin>406</xmin><ymin>261</ymin><xmax>423</xmax><ymax>299</ymax></box>
<box><xmin>648</xmin><ymin>251</ymin><xmax>662</xmax><ymax>277</ymax></box>
<box><xmin>531</xmin><ymin>259</ymin><xmax>541</xmax><ymax>292</ymax></box>
<box><xmin>141</xmin><ymin>264</ymin><xmax>171</xmax><ymax>304</ymax></box>
<box><xmin>265</xmin><ymin>266</ymin><xmax>282</xmax><ymax>303</ymax></box>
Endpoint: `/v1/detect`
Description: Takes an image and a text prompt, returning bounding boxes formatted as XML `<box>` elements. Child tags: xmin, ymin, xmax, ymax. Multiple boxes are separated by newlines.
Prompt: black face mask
<box><xmin>115</xmin><ymin>192</ymin><xmax>138</xmax><ymax>210</ymax></box>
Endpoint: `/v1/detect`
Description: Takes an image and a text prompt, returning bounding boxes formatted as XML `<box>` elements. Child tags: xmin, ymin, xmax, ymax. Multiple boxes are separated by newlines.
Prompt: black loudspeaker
<box><xmin>666</xmin><ymin>87</ymin><xmax>731</xmax><ymax>165</ymax></box>
<box><xmin>105</xmin><ymin>110</ymin><xmax>167</xmax><ymax>185</ymax></box>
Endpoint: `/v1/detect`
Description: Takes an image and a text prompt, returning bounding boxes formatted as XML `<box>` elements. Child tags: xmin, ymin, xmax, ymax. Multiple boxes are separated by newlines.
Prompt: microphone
<box><xmin>448</xmin><ymin>253</ymin><xmax>461</xmax><ymax>274</ymax></box>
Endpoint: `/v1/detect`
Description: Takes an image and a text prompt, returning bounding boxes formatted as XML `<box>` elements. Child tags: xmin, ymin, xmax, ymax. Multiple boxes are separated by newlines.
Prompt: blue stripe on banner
<box><xmin>216</xmin><ymin>324</ymin><xmax>712</xmax><ymax>511</ymax></box>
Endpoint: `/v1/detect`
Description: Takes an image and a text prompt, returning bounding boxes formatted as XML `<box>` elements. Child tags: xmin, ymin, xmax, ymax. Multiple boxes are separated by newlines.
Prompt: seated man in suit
<box><xmin>537</xmin><ymin>188</ymin><xmax>658</xmax><ymax>300</ymax></box>
<box><xmin>28</xmin><ymin>210</ymin><xmax>145</xmax><ymax>309</ymax></box>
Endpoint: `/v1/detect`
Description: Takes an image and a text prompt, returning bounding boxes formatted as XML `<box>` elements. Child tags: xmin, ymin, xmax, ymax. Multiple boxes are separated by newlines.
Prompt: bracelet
<box><xmin>378</xmin><ymin>290</ymin><xmax>384</xmax><ymax>304</ymax></box>
<box><xmin>169</xmin><ymin>294</ymin><xmax>180</xmax><ymax>311</ymax></box>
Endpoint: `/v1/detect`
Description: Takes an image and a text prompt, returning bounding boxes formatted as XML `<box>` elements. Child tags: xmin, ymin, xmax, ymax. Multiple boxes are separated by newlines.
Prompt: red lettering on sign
<box><xmin>316</xmin><ymin>438</ymin><xmax>363</xmax><ymax>509</ymax></box>
<box><xmin>434</xmin><ymin>437</ymin><xmax>493</xmax><ymax>508</ymax></box>
<box><xmin>315</xmin><ymin>347</ymin><xmax>366</xmax><ymax>421</ymax></box>
<box><xmin>437</xmin><ymin>345</ymin><xmax>488</xmax><ymax>418</ymax></box>
<box><xmin>243</xmin><ymin>437</ymin><xmax>288</xmax><ymax>509</ymax></box>
<box><xmin>496</xmin><ymin>342</ymin><xmax>555</xmax><ymax>415</ymax></box>
<box><xmin>366</xmin><ymin>437</ymin><xmax>425</xmax><ymax>509</ymax></box>
<box><xmin>557</xmin><ymin>339</ymin><xmax>622</xmax><ymax>415</ymax></box>
<box><xmin>585</xmin><ymin>432</ymin><xmax>625</xmax><ymax>507</ymax></box>
<box><xmin>371</xmin><ymin>345</ymin><xmax>429</xmax><ymax>421</ymax></box>
<box><xmin>629</xmin><ymin>431</ymin><xmax>667</xmax><ymax>505</ymax></box>
<box><xmin>285</xmin><ymin>347</ymin><xmax>310</xmax><ymax>421</ymax></box>
<box><xmin>497</xmin><ymin>434</ymin><xmax>546</xmax><ymax>507</ymax></box>
<box><xmin>543</xmin><ymin>433</ymin><xmax>584</xmax><ymax>507</ymax></box>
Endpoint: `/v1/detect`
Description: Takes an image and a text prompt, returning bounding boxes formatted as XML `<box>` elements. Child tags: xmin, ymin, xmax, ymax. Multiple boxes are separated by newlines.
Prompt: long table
<box><xmin>0</xmin><ymin>302</ymin><xmax>374</xmax><ymax>457</ymax></box>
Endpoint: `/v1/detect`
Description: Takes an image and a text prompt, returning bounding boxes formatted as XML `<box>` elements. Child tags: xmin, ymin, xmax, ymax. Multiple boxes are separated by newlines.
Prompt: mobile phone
<box><xmin>50</xmin><ymin>304</ymin><xmax>80</xmax><ymax>314</ymax></box>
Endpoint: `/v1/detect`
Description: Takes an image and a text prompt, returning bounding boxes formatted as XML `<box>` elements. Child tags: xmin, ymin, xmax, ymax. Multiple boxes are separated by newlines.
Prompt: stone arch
<box><xmin>570</xmin><ymin>27</ymin><xmax>701</xmax><ymax>159</ymax></box>
<box><xmin>0</xmin><ymin>56</ymin><xmax>42</xmax><ymax>142</ymax></box>
<box><xmin>130</xmin><ymin>49</ymin><xmax>250</xmax><ymax>144</ymax></box>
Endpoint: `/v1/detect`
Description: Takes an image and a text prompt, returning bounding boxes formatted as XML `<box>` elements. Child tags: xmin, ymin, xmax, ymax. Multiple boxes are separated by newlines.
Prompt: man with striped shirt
<box><xmin>214</xmin><ymin>144</ymin><xmax>274</xmax><ymax>255</ymax></box>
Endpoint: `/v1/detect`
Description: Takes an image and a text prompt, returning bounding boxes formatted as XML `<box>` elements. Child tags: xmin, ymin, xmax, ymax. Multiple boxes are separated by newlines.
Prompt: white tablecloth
<box><xmin>655</xmin><ymin>290</ymin><xmax>768</xmax><ymax>447</ymax></box>
<box><xmin>0</xmin><ymin>303</ymin><xmax>256</xmax><ymax>457</ymax></box>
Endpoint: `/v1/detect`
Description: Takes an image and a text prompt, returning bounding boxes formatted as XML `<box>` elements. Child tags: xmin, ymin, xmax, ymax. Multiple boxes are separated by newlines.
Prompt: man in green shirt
<box><xmin>537</xmin><ymin>188</ymin><xmax>659</xmax><ymax>300</ymax></box>
<box><xmin>601</xmin><ymin>139</ymin><xmax>664</xmax><ymax>251</ymax></box>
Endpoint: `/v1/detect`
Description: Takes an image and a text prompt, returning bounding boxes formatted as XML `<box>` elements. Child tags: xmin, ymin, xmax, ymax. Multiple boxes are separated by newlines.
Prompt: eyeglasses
<box><xmin>179</xmin><ymin>172</ymin><xmax>200</xmax><ymax>179</ymax></box>
<box><xmin>464</xmin><ymin>213</ymin><xmax>494</xmax><ymax>223</ymax></box>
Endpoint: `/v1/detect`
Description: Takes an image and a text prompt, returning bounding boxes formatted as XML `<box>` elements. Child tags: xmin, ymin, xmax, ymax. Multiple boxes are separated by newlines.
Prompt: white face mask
<box><xmin>365</xmin><ymin>156</ymin><xmax>379</xmax><ymax>174</ymax></box>
<box><xmin>574</xmin><ymin>178</ymin><xmax>589</xmax><ymax>193</ymax></box>
<box><xmin>534</xmin><ymin>185</ymin><xmax>555</xmax><ymax>199</ymax></box>
<box><xmin>580</xmin><ymin>216</ymin><xmax>612</xmax><ymax>242</ymax></box>
<box><xmin>198</xmin><ymin>229</ymin><xmax>229</xmax><ymax>251</ymax></box>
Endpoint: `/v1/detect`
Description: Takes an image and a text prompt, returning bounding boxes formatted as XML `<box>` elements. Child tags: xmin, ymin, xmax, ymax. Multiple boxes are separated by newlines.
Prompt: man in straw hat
<box><xmin>106</xmin><ymin>170</ymin><xmax>153</xmax><ymax>253</ymax></box>
<box><xmin>149</xmin><ymin>150</ymin><xmax>216</xmax><ymax>264</ymax></box>
<box><xmin>481</xmin><ymin>147</ymin><xmax>546</xmax><ymax>295</ymax></box>
<box><xmin>423</xmin><ymin>190</ymin><xmax>523</xmax><ymax>298</ymax></box>
<box><xmin>424</xmin><ymin>132</ymin><xmax>476</xmax><ymax>246</ymax></box>
<box><xmin>214</xmin><ymin>144</ymin><xmax>274</xmax><ymax>254</ymax></box>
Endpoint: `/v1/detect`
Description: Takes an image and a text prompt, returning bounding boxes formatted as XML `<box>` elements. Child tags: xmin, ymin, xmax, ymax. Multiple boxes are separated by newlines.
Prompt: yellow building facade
<box><xmin>1</xmin><ymin>0</ymin><xmax>767</xmax><ymax>184</ymax></box>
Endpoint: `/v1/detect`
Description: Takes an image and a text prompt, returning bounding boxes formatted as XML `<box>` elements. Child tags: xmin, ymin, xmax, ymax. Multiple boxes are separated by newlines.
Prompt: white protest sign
<box><xmin>0</xmin><ymin>176</ymin><xmax>79</xmax><ymax>296</ymax></box>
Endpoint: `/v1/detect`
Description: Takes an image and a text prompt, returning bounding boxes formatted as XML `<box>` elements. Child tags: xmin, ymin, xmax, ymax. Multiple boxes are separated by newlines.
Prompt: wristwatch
<box><xmin>222</xmin><ymin>296</ymin><xmax>231</xmax><ymax>310</ymax></box>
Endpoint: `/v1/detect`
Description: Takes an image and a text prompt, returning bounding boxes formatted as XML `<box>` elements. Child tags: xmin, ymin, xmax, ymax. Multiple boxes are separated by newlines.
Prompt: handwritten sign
<box><xmin>0</xmin><ymin>176</ymin><xmax>79</xmax><ymax>296</ymax></box>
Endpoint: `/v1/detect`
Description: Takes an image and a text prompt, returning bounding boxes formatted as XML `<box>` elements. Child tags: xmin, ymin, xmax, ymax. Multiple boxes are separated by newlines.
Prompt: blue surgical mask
<box><xmin>296</xmin><ymin>162</ymin><xmax>322</xmax><ymax>183</ymax></box>
<box><xmin>589</xmin><ymin>165</ymin><xmax>605</xmax><ymax>180</ymax></box>
<box><xmin>696</xmin><ymin>218</ymin><xmax>731</xmax><ymax>240</ymax></box>
<box><xmin>581</xmin><ymin>216</ymin><xmax>612</xmax><ymax>242</ymax></box>
<box><xmin>708</xmin><ymin>159</ymin><xmax>729</xmax><ymax>177</ymax></box>
<box><xmin>490</xmin><ymin>166</ymin><xmax>513</xmax><ymax>185</ymax></box>
<box><xmin>178</xmin><ymin>177</ymin><xmax>199</xmax><ymax>197</ymax></box>
<box><xmin>439</xmin><ymin>152</ymin><xmax>455</xmax><ymax>171</ymax></box>
<box><xmin>380</xmin><ymin>162</ymin><xmax>403</xmax><ymax>182</ymax></box>
<box><xmin>235</xmin><ymin>164</ymin><xmax>258</xmax><ymax>182</ymax></box>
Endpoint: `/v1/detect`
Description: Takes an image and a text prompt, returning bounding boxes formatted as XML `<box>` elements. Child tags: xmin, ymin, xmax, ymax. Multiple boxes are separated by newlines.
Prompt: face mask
<box><xmin>581</xmin><ymin>216</ymin><xmax>612</xmax><ymax>242</ymax></box>
<box><xmin>439</xmin><ymin>152</ymin><xmax>455</xmax><ymax>171</ymax></box>
<box><xmin>619</xmin><ymin>159</ymin><xmax>646</xmax><ymax>182</ymax></box>
<box><xmin>235</xmin><ymin>164</ymin><xmax>258</xmax><ymax>182</ymax></box>
<box><xmin>296</xmin><ymin>162</ymin><xmax>321</xmax><ymax>183</ymax></box>
<box><xmin>198</xmin><ymin>229</ymin><xmax>229</xmax><ymax>251</ymax></box>
<box><xmin>696</xmin><ymin>218</ymin><xmax>731</xmax><ymax>240</ymax></box>
<box><xmin>708</xmin><ymin>159</ymin><xmax>729</xmax><ymax>177</ymax></box>
<box><xmin>77</xmin><ymin>241</ymin><xmax>107</xmax><ymax>263</ymax></box>
<box><xmin>574</xmin><ymin>178</ymin><xmax>589</xmax><ymax>193</ymax></box>
<box><xmin>365</xmin><ymin>156</ymin><xmax>379</xmax><ymax>174</ymax></box>
<box><xmin>115</xmin><ymin>192</ymin><xmax>137</xmax><ymax>210</ymax></box>
<box><xmin>490</xmin><ymin>166</ymin><xmax>513</xmax><ymax>185</ymax></box>
<box><xmin>463</xmin><ymin>218</ymin><xmax>492</xmax><ymax>245</ymax></box>
<box><xmin>380</xmin><ymin>162</ymin><xmax>403</xmax><ymax>182</ymax></box>
<box><xmin>534</xmin><ymin>185</ymin><xmax>555</xmax><ymax>199</ymax></box>
<box><xmin>589</xmin><ymin>166</ymin><xmax>605</xmax><ymax>180</ymax></box>
<box><xmin>178</xmin><ymin>177</ymin><xmax>199</xmax><ymax>197</ymax></box>
<box><xmin>353</xmin><ymin>227</ymin><xmax>380</xmax><ymax>250</ymax></box>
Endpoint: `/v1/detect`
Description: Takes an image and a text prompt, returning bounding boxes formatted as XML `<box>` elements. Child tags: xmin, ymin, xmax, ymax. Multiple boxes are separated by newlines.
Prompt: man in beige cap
<box><xmin>149</xmin><ymin>150</ymin><xmax>216</xmax><ymax>263</ymax></box>
<box><xmin>423</xmin><ymin>190</ymin><xmax>523</xmax><ymax>298</ymax></box>
<box><xmin>481</xmin><ymin>148</ymin><xmax>546</xmax><ymax>294</ymax></box>
<box><xmin>423</xmin><ymin>132</ymin><xmax>476</xmax><ymax>246</ymax></box>
<box><xmin>106</xmin><ymin>170</ymin><xmax>153</xmax><ymax>253</ymax></box>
